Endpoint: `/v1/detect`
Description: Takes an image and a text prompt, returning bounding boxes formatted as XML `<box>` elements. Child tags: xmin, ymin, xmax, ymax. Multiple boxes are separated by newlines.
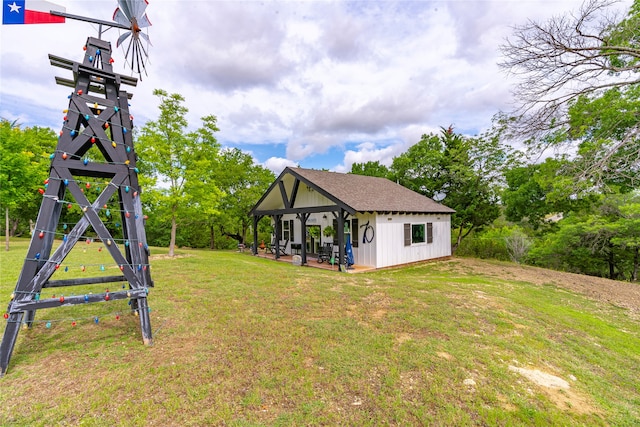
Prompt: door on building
<box><xmin>306</xmin><ymin>225</ymin><xmax>321</xmax><ymax>255</ymax></box>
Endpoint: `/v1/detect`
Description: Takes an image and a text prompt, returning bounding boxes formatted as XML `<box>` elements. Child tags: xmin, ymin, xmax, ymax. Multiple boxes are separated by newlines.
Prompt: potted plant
<box><xmin>323</xmin><ymin>225</ymin><xmax>336</xmax><ymax>243</ymax></box>
<box><xmin>308</xmin><ymin>226</ymin><xmax>320</xmax><ymax>240</ymax></box>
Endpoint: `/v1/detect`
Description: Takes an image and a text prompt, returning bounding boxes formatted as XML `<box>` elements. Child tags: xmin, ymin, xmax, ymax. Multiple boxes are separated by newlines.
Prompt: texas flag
<box><xmin>2</xmin><ymin>0</ymin><xmax>65</xmax><ymax>24</ymax></box>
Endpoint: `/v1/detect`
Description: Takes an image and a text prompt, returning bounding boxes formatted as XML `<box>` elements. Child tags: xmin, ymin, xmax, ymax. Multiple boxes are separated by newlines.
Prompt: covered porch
<box><xmin>251</xmin><ymin>250</ymin><xmax>376</xmax><ymax>273</ymax></box>
<box><xmin>249</xmin><ymin>168</ymin><xmax>359</xmax><ymax>272</ymax></box>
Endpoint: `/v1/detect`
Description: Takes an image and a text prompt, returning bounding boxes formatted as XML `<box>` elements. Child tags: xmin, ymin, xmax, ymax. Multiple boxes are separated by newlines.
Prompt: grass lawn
<box><xmin>0</xmin><ymin>238</ymin><xmax>638</xmax><ymax>426</ymax></box>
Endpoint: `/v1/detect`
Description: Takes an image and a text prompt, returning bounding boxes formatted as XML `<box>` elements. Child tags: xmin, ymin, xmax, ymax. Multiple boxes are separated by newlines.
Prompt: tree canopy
<box><xmin>349</xmin><ymin>161</ymin><xmax>389</xmax><ymax>178</ymax></box>
<box><xmin>351</xmin><ymin>128</ymin><xmax>507</xmax><ymax>253</ymax></box>
<box><xmin>211</xmin><ymin>148</ymin><xmax>275</xmax><ymax>247</ymax></box>
<box><xmin>0</xmin><ymin>120</ymin><xmax>57</xmax><ymax>250</ymax></box>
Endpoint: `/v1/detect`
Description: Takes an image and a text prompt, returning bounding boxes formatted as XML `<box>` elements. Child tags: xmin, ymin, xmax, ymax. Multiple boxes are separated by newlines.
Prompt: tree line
<box><xmin>1</xmin><ymin>0</ymin><xmax>638</xmax><ymax>281</ymax></box>
<box><xmin>0</xmin><ymin>99</ymin><xmax>276</xmax><ymax>256</ymax></box>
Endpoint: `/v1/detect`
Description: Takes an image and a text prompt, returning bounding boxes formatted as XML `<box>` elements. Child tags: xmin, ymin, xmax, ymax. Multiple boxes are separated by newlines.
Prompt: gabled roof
<box><xmin>251</xmin><ymin>167</ymin><xmax>455</xmax><ymax>215</ymax></box>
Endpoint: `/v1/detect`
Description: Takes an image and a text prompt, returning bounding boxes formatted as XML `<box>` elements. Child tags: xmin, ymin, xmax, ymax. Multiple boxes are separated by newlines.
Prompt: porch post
<box><xmin>252</xmin><ymin>215</ymin><xmax>259</xmax><ymax>255</ymax></box>
<box><xmin>337</xmin><ymin>210</ymin><xmax>345</xmax><ymax>271</ymax></box>
<box><xmin>298</xmin><ymin>212</ymin><xmax>310</xmax><ymax>265</ymax></box>
<box><xmin>274</xmin><ymin>214</ymin><xmax>282</xmax><ymax>259</ymax></box>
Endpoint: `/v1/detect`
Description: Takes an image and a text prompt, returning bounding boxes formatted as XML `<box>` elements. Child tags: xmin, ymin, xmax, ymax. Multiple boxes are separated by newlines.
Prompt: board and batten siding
<box><xmin>289</xmin><ymin>180</ymin><xmax>330</xmax><ymax>208</ymax></box>
<box><xmin>351</xmin><ymin>213</ymin><xmax>377</xmax><ymax>268</ymax></box>
<box><xmin>374</xmin><ymin>213</ymin><xmax>451</xmax><ymax>268</ymax></box>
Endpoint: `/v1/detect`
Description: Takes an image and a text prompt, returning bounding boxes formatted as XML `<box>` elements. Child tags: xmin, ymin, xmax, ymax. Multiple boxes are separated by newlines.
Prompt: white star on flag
<box><xmin>8</xmin><ymin>2</ymin><xmax>21</xmax><ymax>13</ymax></box>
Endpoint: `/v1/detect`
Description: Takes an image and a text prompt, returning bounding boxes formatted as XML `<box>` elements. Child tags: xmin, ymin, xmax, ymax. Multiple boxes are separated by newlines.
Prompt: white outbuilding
<box><xmin>249</xmin><ymin>167</ymin><xmax>455</xmax><ymax>271</ymax></box>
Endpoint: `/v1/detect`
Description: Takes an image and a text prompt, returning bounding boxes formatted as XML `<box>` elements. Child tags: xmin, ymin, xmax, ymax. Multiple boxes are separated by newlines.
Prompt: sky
<box><xmin>0</xmin><ymin>0</ymin><xmax>630</xmax><ymax>175</ymax></box>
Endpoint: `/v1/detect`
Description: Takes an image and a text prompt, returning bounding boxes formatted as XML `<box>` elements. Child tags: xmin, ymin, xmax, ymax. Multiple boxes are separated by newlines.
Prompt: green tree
<box><xmin>527</xmin><ymin>215</ymin><xmax>606</xmax><ymax>277</ymax></box>
<box><xmin>528</xmin><ymin>193</ymin><xmax>640</xmax><ymax>280</ymax></box>
<box><xmin>0</xmin><ymin>120</ymin><xmax>57</xmax><ymax>250</ymax></box>
<box><xmin>503</xmin><ymin>164</ymin><xmax>548</xmax><ymax>228</ymax></box>
<box><xmin>390</xmin><ymin>127</ymin><xmax>505</xmax><ymax>252</ymax></box>
<box><xmin>567</xmin><ymin>85</ymin><xmax>640</xmax><ymax>191</ymax></box>
<box><xmin>211</xmin><ymin>148</ymin><xmax>274</xmax><ymax>248</ymax></box>
<box><xmin>605</xmin><ymin>195</ymin><xmax>640</xmax><ymax>281</ymax></box>
<box><xmin>136</xmin><ymin>89</ymin><xmax>222</xmax><ymax>256</ymax></box>
<box><xmin>502</xmin><ymin>157</ymin><xmax>591</xmax><ymax>229</ymax></box>
<box><xmin>389</xmin><ymin>133</ymin><xmax>444</xmax><ymax>198</ymax></box>
<box><xmin>349</xmin><ymin>161</ymin><xmax>390</xmax><ymax>178</ymax></box>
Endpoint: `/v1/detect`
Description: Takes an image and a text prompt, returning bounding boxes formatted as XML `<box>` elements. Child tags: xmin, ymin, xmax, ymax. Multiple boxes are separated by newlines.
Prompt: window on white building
<box><xmin>404</xmin><ymin>222</ymin><xmax>433</xmax><ymax>246</ymax></box>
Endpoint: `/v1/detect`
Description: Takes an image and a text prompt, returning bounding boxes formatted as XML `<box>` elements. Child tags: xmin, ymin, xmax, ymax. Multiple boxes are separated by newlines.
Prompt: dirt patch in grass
<box><xmin>509</xmin><ymin>366</ymin><xmax>599</xmax><ymax>415</ymax></box>
<box><xmin>436</xmin><ymin>351</ymin><xmax>454</xmax><ymax>361</ymax></box>
<box><xmin>363</xmin><ymin>291</ymin><xmax>391</xmax><ymax>319</ymax></box>
<box><xmin>442</xmin><ymin>257</ymin><xmax>640</xmax><ymax>318</ymax></box>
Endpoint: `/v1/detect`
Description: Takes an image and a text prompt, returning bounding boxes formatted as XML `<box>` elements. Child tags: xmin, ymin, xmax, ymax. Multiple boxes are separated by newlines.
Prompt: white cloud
<box><xmin>263</xmin><ymin>156</ymin><xmax>298</xmax><ymax>175</ymax></box>
<box><xmin>335</xmin><ymin>141</ymin><xmax>404</xmax><ymax>173</ymax></box>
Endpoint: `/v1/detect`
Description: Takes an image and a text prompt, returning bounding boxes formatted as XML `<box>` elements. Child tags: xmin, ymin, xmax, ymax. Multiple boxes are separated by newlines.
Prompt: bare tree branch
<box><xmin>499</xmin><ymin>0</ymin><xmax>640</xmax><ymax>189</ymax></box>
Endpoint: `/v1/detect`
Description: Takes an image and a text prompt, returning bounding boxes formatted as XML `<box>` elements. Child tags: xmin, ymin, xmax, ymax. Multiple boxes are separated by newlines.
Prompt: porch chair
<box><xmin>317</xmin><ymin>243</ymin><xmax>333</xmax><ymax>263</ymax></box>
<box><xmin>269</xmin><ymin>239</ymin><xmax>289</xmax><ymax>256</ymax></box>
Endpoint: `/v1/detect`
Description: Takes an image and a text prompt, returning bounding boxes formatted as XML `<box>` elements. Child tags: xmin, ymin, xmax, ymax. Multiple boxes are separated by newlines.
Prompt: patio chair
<box><xmin>270</xmin><ymin>239</ymin><xmax>289</xmax><ymax>256</ymax></box>
<box><xmin>317</xmin><ymin>243</ymin><xmax>333</xmax><ymax>263</ymax></box>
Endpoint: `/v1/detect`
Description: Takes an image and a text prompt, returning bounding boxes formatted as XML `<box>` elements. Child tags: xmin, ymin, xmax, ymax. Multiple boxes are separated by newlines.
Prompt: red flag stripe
<box><xmin>24</xmin><ymin>10</ymin><xmax>65</xmax><ymax>24</ymax></box>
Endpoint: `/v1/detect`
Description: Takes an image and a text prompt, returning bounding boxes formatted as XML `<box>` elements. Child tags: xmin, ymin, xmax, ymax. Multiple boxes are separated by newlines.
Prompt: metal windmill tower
<box><xmin>1</xmin><ymin>1</ymin><xmax>154</xmax><ymax>376</ymax></box>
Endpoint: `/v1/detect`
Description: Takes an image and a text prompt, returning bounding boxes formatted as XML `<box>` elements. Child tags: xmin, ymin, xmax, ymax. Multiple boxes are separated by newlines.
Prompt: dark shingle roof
<box><xmin>292</xmin><ymin>167</ymin><xmax>455</xmax><ymax>214</ymax></box>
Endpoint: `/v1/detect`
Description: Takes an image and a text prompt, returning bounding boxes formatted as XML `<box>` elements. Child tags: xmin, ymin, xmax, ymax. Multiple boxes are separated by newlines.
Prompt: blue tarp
<box><xmin>346</xmin><ymin>234</ymin><xmax>354</xmax><ymax>267</ymax></box>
